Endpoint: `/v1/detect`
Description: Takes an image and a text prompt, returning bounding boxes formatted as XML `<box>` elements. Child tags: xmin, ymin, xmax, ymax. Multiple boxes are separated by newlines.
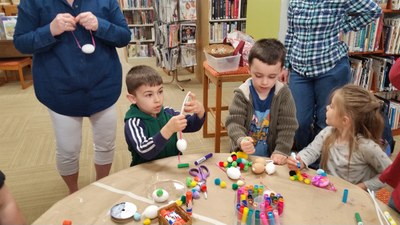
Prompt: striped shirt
<box><xmin>284</xmin><ymin>0</ymin><xmax>381</xmax><ymax>77</ymax></box>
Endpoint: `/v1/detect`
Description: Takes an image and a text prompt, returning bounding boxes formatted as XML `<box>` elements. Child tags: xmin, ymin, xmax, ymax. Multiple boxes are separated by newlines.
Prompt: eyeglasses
<box><xmin>71</xmin><ymin>30</ymin><xmax>96</xmax><ymax>54</ymax></box>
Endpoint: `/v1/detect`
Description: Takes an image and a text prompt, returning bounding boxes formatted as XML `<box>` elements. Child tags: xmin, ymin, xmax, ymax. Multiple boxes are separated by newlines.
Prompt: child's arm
<box><xmin>359</xmin><ymin>142</ymin><xmax>392</xmax><ymax>191</ymax></box>
<box><xmin>273</xmin><ymin>87</ymin><xmax>298</xmax><ymax>157</ymax></box>
<box><xmin>291</xmin><ymin>127</ymin><xmax>331</xmax><ymax>169</ymax></box>
<box><xmin>225</xmin><ymin>90</ymin><xmax>252</xmax><ymax>151</ymax></box>
<box><xmin>124</xmin><ymin>116</ymin><xmax>185</xmax><ymax>160</ymax></box>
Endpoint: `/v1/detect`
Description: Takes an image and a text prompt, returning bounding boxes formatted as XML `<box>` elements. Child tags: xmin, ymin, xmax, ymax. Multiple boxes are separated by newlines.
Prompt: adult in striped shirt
<box><xmin>281</xmin><ymin>0</ymin><xmax>382</xmax><ymax>158</ymax></box>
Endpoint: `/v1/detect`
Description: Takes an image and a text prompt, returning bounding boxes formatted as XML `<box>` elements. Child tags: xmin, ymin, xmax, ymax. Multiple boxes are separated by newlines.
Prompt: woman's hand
<box><xmin>50</xmin><ymin>13</ymin><xmax>76</xmax><ymax>36</ymax></box>
<box><xmin>75</xmin><ymin>12</ymin><xmax>98</xmax><ymax>31</ymax></box>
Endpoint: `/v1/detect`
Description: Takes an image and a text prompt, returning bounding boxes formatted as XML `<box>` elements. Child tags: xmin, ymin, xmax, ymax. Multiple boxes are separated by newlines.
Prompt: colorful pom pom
<box><xmin>134</xmin><ymin>212</ymin><xmax>141</xmax><ymax>221</ymax></box>
<box><xmin>214</xmin><ymin>178</ymin><xmax>221</xmax><ymax>185</ymax></box>
<box><xmin>143</xmin><ymin>218</ymin><xmax>151</xmax><ymax>225</ymax></box>
<box><xmin>220</xmin><ymin>181</ymin><xmax>227</xmax><ymax>188</ymax></box>
<box><xmin>176</xmin><ymin>200</ymin><xmax>183</xmax><ymax>206</ymax></box>
<box><xmin>232</xmin><ymin>183</ymin><xmax>239</xmax><ymax>190</ymax></box>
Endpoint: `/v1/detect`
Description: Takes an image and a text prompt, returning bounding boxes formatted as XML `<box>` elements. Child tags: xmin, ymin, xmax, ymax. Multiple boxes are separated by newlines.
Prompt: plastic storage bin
<box><xmin>204</xmin><ymin>51</ymin><xmax>241</xmax><ymax>73</ymax></box>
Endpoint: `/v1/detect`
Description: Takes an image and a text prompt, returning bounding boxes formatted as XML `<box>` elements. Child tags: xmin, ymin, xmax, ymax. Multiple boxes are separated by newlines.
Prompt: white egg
<box><xmin>82</xmin><ymin>44</ymin><xmax>95</xmax><ymax>54</ymax></box>
<box><xmin>142</xmin><ymin>205</ymin><xmax>159</xmax><ymax>219</ymax></box>
<box><xmin>176</xmin><ymin>139</ymin><xmax>187</xmax><ymax>152</ymax></box>
<box><xmin>227</xmin><ymin>167</ymin><xmax>241</xmax><ymax>180</ymax></box>
<box><xmin>152</xmin><ymin>188</ymin><xmax>169</xmax><ymax>203</ymax></box>
<box><xmin>265</xmin><ymin>161</ymin><xmax>276</xmax><ymax>175</ymax></box>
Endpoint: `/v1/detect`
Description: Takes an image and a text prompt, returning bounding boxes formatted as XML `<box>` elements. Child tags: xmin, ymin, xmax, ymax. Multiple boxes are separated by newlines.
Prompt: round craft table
<box><xmin>33</xmin><ymin>153</ymin><xmax>399</xmax><ymax>225</ymax></box>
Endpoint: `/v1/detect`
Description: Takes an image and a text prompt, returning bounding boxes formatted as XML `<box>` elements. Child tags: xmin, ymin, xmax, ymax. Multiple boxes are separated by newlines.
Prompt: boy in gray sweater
<box><xmin>225</xmin><ymin>39</ymin><xmax>298</xmax><ymax>165</ymax></box>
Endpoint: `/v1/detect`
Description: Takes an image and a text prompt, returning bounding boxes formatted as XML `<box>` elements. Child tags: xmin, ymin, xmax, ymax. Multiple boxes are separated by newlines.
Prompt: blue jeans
<box><xmin>289</xmin><ymin>57</ymin><xmax>351</xmax><ymax>152</ymax></box>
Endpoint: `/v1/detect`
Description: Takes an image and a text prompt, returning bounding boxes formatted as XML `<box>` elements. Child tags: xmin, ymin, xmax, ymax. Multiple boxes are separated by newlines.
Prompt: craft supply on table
<box><xmin>342</xmin><ymin>189</ymin><xmax>348</xmax><ymax>203</ymax></box>
<box><xmin>355</xmin><ymin>212</ymin><xmax>363</xmax><ymax>225</ymax></box>
<box><xmin>110</xmin><ymin>202</ymin><xmax>137</xmax><ymax>223</ymax></box>
<box><xmin>194</xmin><ymin>153</ymin><xmax>213</xmax><ymax>165</ymax></box>
<box><xmin>235</xmin><ymin>184</ymin><xmax>284</xmax><ymax>225</ymax></box>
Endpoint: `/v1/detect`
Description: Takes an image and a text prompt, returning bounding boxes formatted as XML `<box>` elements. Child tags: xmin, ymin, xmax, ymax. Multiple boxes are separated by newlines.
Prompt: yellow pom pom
<box><xmin>223</xmin><ymin>162</ymin><xmax>228</xmax><ymax>167</ymax></box>
<box><xmin>236</xmin><ymin>151</ymin><xmax>248</xmax><ymax>159</ymax></box>
<box><xmin>176</xmin><ymin>200</ymin><xmax>183</xmax><ymax>206</ymax></box>
<box><xmin>143</xmin><ymin>218</ymin><xmax>151</xmax><ymax>225</ymax></box>
<box><xmin>191</xmin><ymin>181</ymin><xmax>197</xmax><ymax>187</ymax></box>
<box><xmin>304</xmin><ymin>178</ymin><xmax>311</xmax><ymax>184</ymax></box>
<box><xmin>298</xmin><ymin>176</ymin><xmax>304</xmax><ymax>182</ymax></box>
<box><xmin>289</xmin><ymin>176</ymin><xmax>295</xmax><ymax>181</ymax></box>
<box><xmin>220</xmin><ymin>181</ymin><xmax>227</xmax><ymax>188</ymax></box>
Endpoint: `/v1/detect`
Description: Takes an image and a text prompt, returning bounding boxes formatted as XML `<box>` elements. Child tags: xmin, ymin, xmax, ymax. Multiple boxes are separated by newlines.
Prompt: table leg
<box><xmin>203</xmin><ymin>71</ymin><xmax>209</xmax><ymax>138</ymax></box>
<box><xmin>215</xmin><ymin>80</ymin><xmax>222</xmax><ymax>153</ymax></box>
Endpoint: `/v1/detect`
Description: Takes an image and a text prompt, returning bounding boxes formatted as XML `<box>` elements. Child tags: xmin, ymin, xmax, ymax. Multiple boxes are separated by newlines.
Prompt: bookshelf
<box><xmin>346</xmin><ymin>1</ymin><xmax>400</xmax><ymax>135</ymax></box>
<box><xmin>196</xmin><ymin>0</ymin><xmax>247</xmax><ymax>82</ymax></box>
<box><xmin>119</xmin><ymin>0</ymin><xmax>155</xmax><ymax>62</ymax></box>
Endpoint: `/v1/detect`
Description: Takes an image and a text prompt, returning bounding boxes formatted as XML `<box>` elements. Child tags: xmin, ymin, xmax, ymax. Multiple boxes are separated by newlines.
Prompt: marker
<box><xmin>342</xmin><ymin>189</ymin><xmax>348</xmax><ymax>203</ymax></box>
<box><xmin>194</xmin><ymin>153</ymin><xmax>213</xmax><ymax>165</ymax></box>
<box><xmin>255</xmin><ymin>210</ymin><xmax>260</xmax><ymax>225</ymax></box>
<box><xmin>291</xmin><ymin>152</ymin><xmax>300</xmax><ymax>168</ymax></box>
<box><xmin>242</xmin><ymin>207</ymin><xmax>249</xmax><ymax>225</ymax></box>
<box><xmin>246</xmin><ymin>209</ymin><xmax>254</xmax><ymax>225</ymax></box>
<box><xmin>355</xmin><ymin>212</ymin><xmax>363</xmax><ymax>225</ymax></box>
<box><xmin>260</xmin><ymin>212</ymin><xmax>269</xmax><ymax>225</ymax></box>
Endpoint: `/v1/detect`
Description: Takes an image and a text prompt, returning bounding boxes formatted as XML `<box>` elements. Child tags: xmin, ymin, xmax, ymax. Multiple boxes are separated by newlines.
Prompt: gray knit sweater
<box><xmin>225</xmin><ymin>78</ymin><xmax>298</xmax><ymax>156</ymax></box>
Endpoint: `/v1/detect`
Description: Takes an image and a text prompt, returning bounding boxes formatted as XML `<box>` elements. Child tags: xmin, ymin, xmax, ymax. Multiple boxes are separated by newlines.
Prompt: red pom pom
<box><xmin>239</xmin><ymin>163</ymin><xmax>245</xmax><ymax>170</ymax></box>
<box><xmin>232</xmin><ymin>155</ymin><xmax>237</xmax><ymax>161</ymax></box>
<box><xmin>219</xmin><ymin>161</ymin><xmax>224</xmax><ymax>167</ymax></box>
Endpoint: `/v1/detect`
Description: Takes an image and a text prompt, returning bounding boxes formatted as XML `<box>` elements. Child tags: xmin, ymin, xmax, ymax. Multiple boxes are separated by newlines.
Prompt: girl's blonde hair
<box><xmin>320</xmin><ymin>84</ymin><xmax>384</xmax><ymax>170</ymax></box>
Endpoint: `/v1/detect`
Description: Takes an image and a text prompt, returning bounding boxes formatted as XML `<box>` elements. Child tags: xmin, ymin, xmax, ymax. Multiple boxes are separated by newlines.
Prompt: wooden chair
<box><xmin>0</xmin><ymin>57</ymin><xmax>33</xmax><ymax>89</ymax></box>
<box><xmin>0</xmin><ymin>5</ymin><xmax>33</xmax><ymax>89</ymax></box>
<box><xmin>3</xmin><ymin>5</ymin><xmax>18</xmax><ymax>16</ymax></box>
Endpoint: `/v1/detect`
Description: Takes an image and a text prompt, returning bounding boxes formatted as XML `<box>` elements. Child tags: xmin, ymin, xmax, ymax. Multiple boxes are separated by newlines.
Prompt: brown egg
<box><xmin>252</xmin><ymin>163</ymin><xmax>265</xmax><ymax>174</ymax></box>
<box><xmin>253</xmin><ymin>157</ymin><xmax>266</xmax><ymax>165</ymax></box>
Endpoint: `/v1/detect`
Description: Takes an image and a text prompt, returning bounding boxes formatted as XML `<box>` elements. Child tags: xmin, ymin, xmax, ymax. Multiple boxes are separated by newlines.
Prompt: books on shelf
<box><xmin>179</xmin><ymin>0</ymin><xmax>196</xmax><ymax>21</ymax></box>
<box><xmin>153</xmin><ymin>0</ymin><xmax>179</xmax><ymax>23</ymax></box>
<box><xmin>210</xmin><ymin>0</ymin><xmax>247</xmax><ymax>20</ymax></box>
<box><xmin>119</xmin><ymin>0</ymin><xmax>152</xmax><ymax>8</ymax></box>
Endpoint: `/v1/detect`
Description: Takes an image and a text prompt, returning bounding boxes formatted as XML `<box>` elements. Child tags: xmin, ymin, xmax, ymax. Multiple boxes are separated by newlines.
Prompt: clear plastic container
<box><xmin>204</xmin><ymin>51</ymin><xmax>241</xmax><ymax>72</ymax></box>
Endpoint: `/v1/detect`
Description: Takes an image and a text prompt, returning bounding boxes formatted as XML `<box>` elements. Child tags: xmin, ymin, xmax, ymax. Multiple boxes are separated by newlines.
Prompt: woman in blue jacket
<box><xmin>13</xmin><ymin>0</ymin><xmax>131</xmax><ymax>194</ymax></box>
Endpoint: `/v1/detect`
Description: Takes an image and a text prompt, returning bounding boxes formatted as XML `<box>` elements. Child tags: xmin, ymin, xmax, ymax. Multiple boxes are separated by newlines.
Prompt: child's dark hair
<box><xmin>248</xmin><ymin>38</ymin><xmax>286</xmax><ymax>67</ymax></box>
<box><xmin>126</xmin><ymin>65</ymin><xmax>163</xmax><ymax>94</ymax></box>
<box><xmin>320</xmin><ymin>84</ymin><xmax>384</xmax><ymax>170</ymax></box>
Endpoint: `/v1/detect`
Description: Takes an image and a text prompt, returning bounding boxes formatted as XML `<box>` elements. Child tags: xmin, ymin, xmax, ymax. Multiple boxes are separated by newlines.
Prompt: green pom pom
<box><xmin>232</xmin><ymin>161</ymin><xmax>237</xmax><ymax>167</ymax></box>
<box><xmin>156</xmin><ymin>189</ymin><xmax>163</xmax><ymax>197</ymax></box>
<box><xmin>181</xmin><ymin>195</ymin><xmax>186</xmax><ymax>204</ymax></box>
<box><xmin>236</xmin><ymin>158</ymin><xmax>242</xmax><ymax>163</ymax></box>
<box><xmin>232</xmin><ymin>183</ymin><xmax>239</xmax><ymax>190</ymax></box>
